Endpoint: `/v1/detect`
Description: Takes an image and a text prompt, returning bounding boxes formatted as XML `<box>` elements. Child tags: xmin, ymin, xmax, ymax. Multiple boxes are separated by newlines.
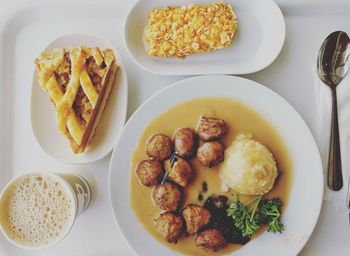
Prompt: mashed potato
<box><xmin>220</xmin><ymin>134</ymin><xmax>278</xmax><ymax>195</ymax></box>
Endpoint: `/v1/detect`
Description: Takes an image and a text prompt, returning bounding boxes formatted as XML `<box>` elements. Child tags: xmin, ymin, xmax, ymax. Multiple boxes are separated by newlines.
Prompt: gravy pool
<box><xmin>130</xmin><ymin>98</ymin><xmax>293</xmax><ymax>256</ymax></box>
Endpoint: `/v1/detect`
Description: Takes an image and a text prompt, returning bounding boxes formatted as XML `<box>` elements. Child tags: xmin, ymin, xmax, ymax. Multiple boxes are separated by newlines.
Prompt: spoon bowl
<box><xmin>318</xmin><ymin>31</ymin><xmax>350</xmax><ymax>87</ymax></box>
<box><xmin>317</xmin><ymin>31</ymin><xmax>350</xmax><ymax>191</ymax></box>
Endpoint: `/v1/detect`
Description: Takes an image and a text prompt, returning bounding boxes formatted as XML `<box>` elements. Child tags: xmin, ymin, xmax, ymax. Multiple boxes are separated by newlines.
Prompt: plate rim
<box><xmin>108</xmin><ymin>75</ymin><xmax>324</xmax><ymax>256</ymax></box>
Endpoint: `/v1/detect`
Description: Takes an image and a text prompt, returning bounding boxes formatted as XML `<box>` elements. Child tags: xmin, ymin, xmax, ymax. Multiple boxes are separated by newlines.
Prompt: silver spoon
<box><xmin>347</xmin><ymin>175</ymin><xmax>350</xmax><ymax>209</ymax></box>
<box><xmin>317</xmin><ymin>31</ymin><xmax>350</xmax><ymax>191</ymax></box>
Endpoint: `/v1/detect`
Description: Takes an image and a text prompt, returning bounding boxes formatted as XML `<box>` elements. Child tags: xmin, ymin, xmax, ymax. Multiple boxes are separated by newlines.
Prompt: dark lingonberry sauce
<box><xmin>203</xmin><ymin>195</ymin><xmax>250</xmax><ymax>245</ymax></box>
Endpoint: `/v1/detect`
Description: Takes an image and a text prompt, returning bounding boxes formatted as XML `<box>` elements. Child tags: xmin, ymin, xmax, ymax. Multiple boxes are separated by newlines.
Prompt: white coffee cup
<box><xmin>0</xmin><ymin>172</ymin><xmax>91</xmax><ymax>249</ymax></box>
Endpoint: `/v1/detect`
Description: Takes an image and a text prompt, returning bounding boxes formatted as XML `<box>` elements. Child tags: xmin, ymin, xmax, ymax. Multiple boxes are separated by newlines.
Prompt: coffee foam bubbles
<box><xmin>0</xmin><ymin>173</ymin><xmax>75</xmax><ymax>248</ymax></box>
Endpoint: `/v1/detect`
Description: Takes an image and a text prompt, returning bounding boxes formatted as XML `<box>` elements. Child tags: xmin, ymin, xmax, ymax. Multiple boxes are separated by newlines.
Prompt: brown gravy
<box><xmin>130</xmin><ymin>98</ymin><xmax>293</xmax><ymax>256</ymax></box>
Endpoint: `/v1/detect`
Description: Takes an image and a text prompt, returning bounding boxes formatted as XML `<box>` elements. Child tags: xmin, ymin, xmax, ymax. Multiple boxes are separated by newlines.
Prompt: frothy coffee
<box><xmin>0</xmin><ymin>173</ymin><xmax>75</xmax><ymax>248</ymax></box>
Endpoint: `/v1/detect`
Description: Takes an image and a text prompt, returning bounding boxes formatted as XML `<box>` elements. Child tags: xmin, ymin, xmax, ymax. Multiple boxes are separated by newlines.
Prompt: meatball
<box><xmin>136</xmin><ymin>159</ymin><xmax>164</xmax><ymax>186</ymax></box>
<box><xmin>146</xmin><ymin>134</ymin><xmax>173</xmax><ymax>161</ymax></box>
<box><xmin>152</xmin><ymin>182</ymin><xmax>181</xmax><ymax>212</ymax></box>
<box><xmin>196</xmin><ymin>116</ymin><xmax>227</xmax><ymax>141</ymax></box>
<box><xmin>195</xmin><ymin>229</ymin><xmax>227</xmax><ymax>252</ymax></box>
<box><xmin>173</xmin><ymin>128</ymin><xmax>197</xmax><ymax>158</ymax></box>
<box><xmin>182</xmin><ymin>204</ymin><xmax>211</xmax><ymax>235</ymax></box>
<box><xmin>164</xmin><ymin>157</ymin><xmax>193</xmax><ymax>187</ymax></box>
<box><xmin>154</xmin><ymin>212</ymin><xmax>184</xmax><ymax>243</ymax></box>
<box><xmin>197</xmin><ymin>141</ymin><xmax>224</xmax><ymax>167</ymax></box>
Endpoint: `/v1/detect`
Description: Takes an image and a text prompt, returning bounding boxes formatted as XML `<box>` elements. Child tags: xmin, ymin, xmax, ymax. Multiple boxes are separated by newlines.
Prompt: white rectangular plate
<box><xmin>125</xmin><ymin>0</ymin><xmax>285</xmax><ymax>75</ymax></box>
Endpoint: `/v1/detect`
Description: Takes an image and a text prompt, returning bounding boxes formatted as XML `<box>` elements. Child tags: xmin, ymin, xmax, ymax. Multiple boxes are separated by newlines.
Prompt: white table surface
<box><xmin>0</xmin><ymin>0</ymin><xmax>24</xmax><ymax>13</ymax></box>
<box><xmin>0</xmin><ymin>0</ymin><xmax>350</xmax><ymax>255</ymax></box>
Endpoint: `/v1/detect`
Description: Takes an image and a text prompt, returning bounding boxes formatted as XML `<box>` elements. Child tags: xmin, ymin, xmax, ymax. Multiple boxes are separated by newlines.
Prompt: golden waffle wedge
<box><xmin>34</xmin><ymin>47</ymin><xmax>119</xmax><ymax>153</ymax></box>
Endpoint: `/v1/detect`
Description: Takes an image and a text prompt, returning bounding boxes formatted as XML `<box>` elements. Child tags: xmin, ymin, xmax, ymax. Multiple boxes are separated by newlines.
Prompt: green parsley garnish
<box><xmin>227</xmin><ymin>196</ymin><xmax>284</xmax><ymax>238</ymax></box>
<box><xmin>256</xmin><ymin>198</ymin><xmax>284</xmax><ymax>233</ymax></box>
<box><xmin>227</xmin><ymin>196</ymin><xmax>262</xmax><ymax>238</ymax></box>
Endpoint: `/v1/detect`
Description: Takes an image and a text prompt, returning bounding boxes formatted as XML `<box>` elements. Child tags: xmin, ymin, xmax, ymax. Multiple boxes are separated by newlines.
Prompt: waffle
<box><xmin>34</xmin><ymin>47</ymin><xmax>119</xmax><ymax>153</ymax></box>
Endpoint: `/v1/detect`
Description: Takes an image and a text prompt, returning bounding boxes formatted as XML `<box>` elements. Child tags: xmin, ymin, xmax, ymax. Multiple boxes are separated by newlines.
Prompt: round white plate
<box><xmin>108</xmin><ymin>75</ymin><xmax>323</xmax><ymax>256</ymax></box>
<box><xmin>31</xmin><ymin>34</ymin><xmax>128</xmax><ymax>164</ymax></box>
<box><xmin>125</xmin><ymin>0</ymin><xmax>285</xmax><ymax>75</ymax></box>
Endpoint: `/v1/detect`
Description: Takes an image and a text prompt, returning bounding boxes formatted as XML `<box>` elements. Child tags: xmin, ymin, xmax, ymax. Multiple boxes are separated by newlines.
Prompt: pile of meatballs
<box><xmin>135</xmin><ymin>116</ymin><xmax>229</xmax><ymax>252</ymax></box>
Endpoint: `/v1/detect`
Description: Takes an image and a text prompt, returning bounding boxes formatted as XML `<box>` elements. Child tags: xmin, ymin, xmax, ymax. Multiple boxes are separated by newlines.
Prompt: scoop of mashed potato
<box><xmin>220</xmin><ymin>134</ymin><xmax>278</xmax><ymax>195</ymax></box>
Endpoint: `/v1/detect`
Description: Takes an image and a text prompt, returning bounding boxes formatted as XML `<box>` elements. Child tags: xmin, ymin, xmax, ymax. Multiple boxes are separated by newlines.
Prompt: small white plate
<box><xmin>108</xmin><ymin>75</ymin><xmax>323</xmax><ymax>256</ymax></box>
<box><xmin>31</xmin><ymin>34</ymin><xmax>128</xmax><ymax>164</ymax></box>
<box><xmin>124</xmin><ymin>0</ymin><xmax>285</xmax><ymax>75</ymax></box>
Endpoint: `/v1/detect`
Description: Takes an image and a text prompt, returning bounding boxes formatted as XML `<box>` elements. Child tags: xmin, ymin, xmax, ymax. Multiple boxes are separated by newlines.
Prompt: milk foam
<box><xmin>0</xmin><ymin>173</ymin><xmax>75</xmax><ymax>248</ymax></box>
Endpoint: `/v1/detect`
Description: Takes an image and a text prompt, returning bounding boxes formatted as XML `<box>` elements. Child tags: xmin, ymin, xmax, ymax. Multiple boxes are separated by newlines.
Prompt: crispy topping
<box><xmin>144</xmin><ymin>1</ymin><xmax>238</xmax><ymax>58</ymax></box>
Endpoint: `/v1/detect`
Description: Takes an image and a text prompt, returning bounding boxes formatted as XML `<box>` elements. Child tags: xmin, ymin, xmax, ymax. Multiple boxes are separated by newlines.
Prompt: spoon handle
<box><xmin>327</xmin><ymin>88</ymin><xmax>343</xmax><ymax>191</ymax></box>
